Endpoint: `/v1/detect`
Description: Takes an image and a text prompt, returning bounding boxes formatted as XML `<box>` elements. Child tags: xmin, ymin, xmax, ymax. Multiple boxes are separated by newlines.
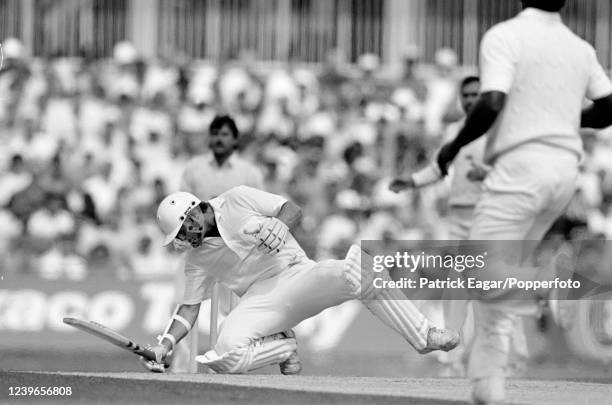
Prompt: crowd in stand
<box><xmin>1</xmin><ymin>38</ymin><xmax>610</xmax><ymax>280</ymax></box>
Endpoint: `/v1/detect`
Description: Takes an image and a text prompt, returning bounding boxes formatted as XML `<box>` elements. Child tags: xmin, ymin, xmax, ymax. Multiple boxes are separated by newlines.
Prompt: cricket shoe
<box><xmin>472</xmin><ymin>376</ymin><xmax>505</xmax><ymax>405</ymax></box>
<box><xmin>279</xmin><ymin>330</ymin><xmax>302</xmax><ymax>375</ymax></box>
<box><xmin>419</xmin><ymin>327</ymin><xmax>460</xmax><ymax>354</ymax></box>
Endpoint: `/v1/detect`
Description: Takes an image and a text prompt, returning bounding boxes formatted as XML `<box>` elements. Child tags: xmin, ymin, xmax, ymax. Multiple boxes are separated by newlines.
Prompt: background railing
<box><xmin>1</xmin><ymin>0</ymin><xmax>611</xmax><ymax>66</ymax></box>
<box><xmin>155</xmin><ymin>0</ymin><xmax>383</xmax><ymax>62</ymax></box>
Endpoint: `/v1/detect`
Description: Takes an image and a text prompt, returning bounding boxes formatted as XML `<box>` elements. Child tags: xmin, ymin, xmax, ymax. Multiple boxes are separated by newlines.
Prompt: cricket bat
<box><xmin>63</xmin><ymin>317</ymin><xmax>170</xmax><ymax>367</ymax></box>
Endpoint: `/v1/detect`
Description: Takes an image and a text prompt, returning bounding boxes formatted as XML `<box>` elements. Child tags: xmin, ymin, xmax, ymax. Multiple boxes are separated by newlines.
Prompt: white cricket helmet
<box><xmin>157</xmin><ymin>192</ymin><xmax>202</xmax><ymax>246</ymax></box>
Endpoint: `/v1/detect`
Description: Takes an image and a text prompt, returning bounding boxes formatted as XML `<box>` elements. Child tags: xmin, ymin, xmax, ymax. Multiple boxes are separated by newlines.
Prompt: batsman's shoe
<box><xmin>419</xmin><ymin>327</ymin><xmax>460</xmax><ymax>354</ymax></box>
<box><xmin>472</xmin><ymin>376</ymin><xmax>505</xmax><ymax>405</ymax></box>
<box><xmin>279</xmin><ymin>330</ymin><xmax>302</xmax><ymax>375</ymax></box>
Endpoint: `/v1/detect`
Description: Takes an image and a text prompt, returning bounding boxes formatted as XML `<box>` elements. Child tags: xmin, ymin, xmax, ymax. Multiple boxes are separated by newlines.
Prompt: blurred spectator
<box><xmin>179</xmin><ymin>64</ymin><xmax>217</xmax><ymax>144</ymax></box>
<box><xmin>316</xmin><ymin>189</ymin><xmax>361</xmax><ymax>259</ymax></box>
<box><xmin>86</xmin><ymin>241</ymin><xmax>129</xmax><ymax>279</ymax></box>
<box><xmin>355</xmin><ymin>53</ymin><xmax>381</xmax><ymax>103</ymax></box>
<box><xmin>27</xmin><ymin>194</ymin><xmax>75</xmax><ymax>242</ymax></box>
<box><xmin>38</xmin><ymin>154</ymin><xmax>71</xmax><ymax>196</ymax></box>
<box><xmin>129</xmin><ymin>235</ymin><xmax>174</xmax><ymax>279</ymax></box>
<box><xmin>423</xmin><ymin>48</ymin><xmax>461</xmax><ymax>137</ymax></box>
<box><xmin>0</xmin><ymin>208</ymin><xmax>22</xmax><ymax>255</ymax></box>
<box><xmin>82</xmin><ymin>161</ymin><xmax>119</xmax><ymax>221</ymax></box>
<box><xmin>7</xmin><ymin>178</ymin><xmax>46</xmax><ymax>227</ymax></box>
<box><xmin>0</xmin><ymin>153</ymin><xmax>33</xmax><ymax>207</ymax></box>
<box><xmin>38</xmin><ymin>233</ymin><xmax>87</xmax><ymax>280</ymax></box>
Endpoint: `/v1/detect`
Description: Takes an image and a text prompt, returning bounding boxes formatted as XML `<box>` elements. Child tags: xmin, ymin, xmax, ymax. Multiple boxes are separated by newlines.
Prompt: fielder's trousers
<box><xmin>466</xmin><ymin>143</ymin><xmax>578</xmax><ymax>379</ymax></box>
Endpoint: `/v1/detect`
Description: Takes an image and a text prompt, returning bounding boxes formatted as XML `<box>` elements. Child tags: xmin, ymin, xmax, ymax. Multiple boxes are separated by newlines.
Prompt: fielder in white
<box><xmin>390</xmin><ymin>76</ymin><xmax>528</xmax><ymax>377</ymax></box>
<box><xmin>435</xmin><ymin>1</ymin><xmax>612</xmax><ymax>403</ymax></box>
<box><xmin>142</xmin><ymin>185</ymin><xmax>460</xmax><ymax>374</ymax></box>
<box><xmin>390</xmin><ymin>76</ymin><xmax>489</xmax><ymax>240</ymax></box>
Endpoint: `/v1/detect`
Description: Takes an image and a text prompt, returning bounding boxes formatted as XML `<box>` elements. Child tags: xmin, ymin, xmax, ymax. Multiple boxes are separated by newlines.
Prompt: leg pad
<box><xmin>196</xmin><ymin>332</ymin><xmax>297</xmax><ymax>374</ymax></box>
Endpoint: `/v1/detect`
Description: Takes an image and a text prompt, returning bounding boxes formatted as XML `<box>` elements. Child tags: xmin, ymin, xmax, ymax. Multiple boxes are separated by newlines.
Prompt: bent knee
<box><xmin>314</xmin><ymin>259</ymin><xmax>354</xmax><ymax>287</ymax></box>
<box><xmin>312</xmin><ymin>258</ymin><xmax>362</xmax><ymax>299</ymax></box>
<box><xmin>315</xmin><ymin>259</ymin><xmax>345</xmax><ymax>278</ymax></box>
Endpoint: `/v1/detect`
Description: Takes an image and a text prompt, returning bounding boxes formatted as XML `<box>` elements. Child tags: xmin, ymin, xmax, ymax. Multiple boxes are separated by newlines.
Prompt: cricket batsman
<box><xmin>141</xmin><ymin>185</ymin><xmax>460</xmax><ymax>374</ymax></box>
<box><xmin>171</xmin><ymin>114</ymin><xmax>265</xmax><ymax>372</ymax></box>
<box><xmin>435</xmin><ymin>0</ymin><xmax>612</xmax><ymax>403</ymax></box>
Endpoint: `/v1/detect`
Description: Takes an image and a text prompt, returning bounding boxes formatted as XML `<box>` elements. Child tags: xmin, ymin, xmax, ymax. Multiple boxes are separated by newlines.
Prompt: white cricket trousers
<box><xmin>467</xmin><ymin>143</ymin><xmax>578</xmax><ymax>379</ymax></box>
<box><xmin>214</xmin><ymin>260</ymin><xmax>352</xmax><ymax>354</ymax></box>
<box><xmin>444</xmin><ymin>206</ymin><xmax>528</xmax><ymax>369</ymax></box>
<box><xmin>214</xmin><ymin>248</ymin><xmax>430</xmax><ymax>355</ymax></box>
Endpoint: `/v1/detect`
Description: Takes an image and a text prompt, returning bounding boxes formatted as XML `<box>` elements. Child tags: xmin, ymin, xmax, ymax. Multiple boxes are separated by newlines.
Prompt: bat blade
<box><xmin>63</xmin><ymin>317</ymin><xmax>162</xmax><ymax>363</ymax></box>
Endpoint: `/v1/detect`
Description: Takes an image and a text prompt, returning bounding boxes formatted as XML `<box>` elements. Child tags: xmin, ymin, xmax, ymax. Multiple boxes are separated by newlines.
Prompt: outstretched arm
<box><xmin>157</xmin><ymin>303</ymin><xmax>201</xmax><ymax>352</ymax></box>
<box><xmin>437</xmin><ymin>91</ymin><xmax>505</xmax><ymax>175</ymax></box>
<box><xmin>141</xmin><ymin>302</ymin><xmax>202</xmax><ymax>372</ymax></box>
<box><xmin>390</xmin><ymin>162</ymin><xmax>443</xmax><ymax>193</ymax></box>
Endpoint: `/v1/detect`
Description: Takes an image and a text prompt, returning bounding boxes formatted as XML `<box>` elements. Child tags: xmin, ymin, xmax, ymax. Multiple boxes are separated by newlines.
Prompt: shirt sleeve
<box><xmin>231</xmin><ymin>185</ymin><xmax>288</xmax><ymax>217</ymax></box>
<box><xmin>411</xmin><ymin>162</ymin><xmax>443</xmax><ymax>187</ymax></box>
<box><xmin>585</xmin><ymin>45</ymin><xmax>612</xmax><ymax>100</ymax></box>
<box><xmin>479</xmin><ymin>25</ymin><xmax>518</xmax><ymax>94</ymax></box>
<box><xmin>183</xmin><ymin>259</ymin><xmax>214</xmax><ymax>305</ymax></box>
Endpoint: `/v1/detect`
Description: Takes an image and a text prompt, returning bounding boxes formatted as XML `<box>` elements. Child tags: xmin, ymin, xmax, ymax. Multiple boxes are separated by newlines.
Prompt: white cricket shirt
<box><xmin>480</xmin><ymin>8</ymin><xmax>612</xmax><ymax>163</ymax></box>
<box><xmin>182</xmin><ymin>186</ymin><xmax>313</xmax><ymax>304</ymax></box>
<box><xmin>181</xmin><ymin>153</ymin><xmax>264</xmax><ymax>200</ymax></box>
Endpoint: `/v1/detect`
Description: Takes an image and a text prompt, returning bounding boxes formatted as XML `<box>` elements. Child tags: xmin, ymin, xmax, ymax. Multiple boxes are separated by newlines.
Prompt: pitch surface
<box><xmin>1</xmin><ymin>371</ymin><xmax>611</xmax><ymax>405</ymax></box>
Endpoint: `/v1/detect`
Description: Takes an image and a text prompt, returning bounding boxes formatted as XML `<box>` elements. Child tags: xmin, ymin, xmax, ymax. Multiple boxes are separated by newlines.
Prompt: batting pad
<box><xmin>195</xmin><ymin>333</ymin><xmax>297</xmax><ymax>374</ymax></box>
<box><xmin>344</xmin><ymin>244</ymin><xmax>429</xmax><ymax>352</ymax></box>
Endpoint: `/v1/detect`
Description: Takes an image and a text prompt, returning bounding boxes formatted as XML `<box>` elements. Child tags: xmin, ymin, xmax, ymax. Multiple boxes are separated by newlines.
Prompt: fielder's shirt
<box><xmin>480</xmin><ymin>7</ymin><xmax>612</xmax><ymax>163</ymax></box>
<box><xmin>182</xmin><ymin>186</ymin><xmax>312</xmax><ymax>304</ymax></box>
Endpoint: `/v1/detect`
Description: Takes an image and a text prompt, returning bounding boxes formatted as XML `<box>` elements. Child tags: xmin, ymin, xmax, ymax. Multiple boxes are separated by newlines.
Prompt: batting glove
<box><xmin>139</xmin><ymin>344</ymin><xmax>171</xmax><ymax>373</ymax></box>
<box><xmin>244</xmin><ymin>217</ymin><xmax>289</xmax><ymax>254</ymax></box>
